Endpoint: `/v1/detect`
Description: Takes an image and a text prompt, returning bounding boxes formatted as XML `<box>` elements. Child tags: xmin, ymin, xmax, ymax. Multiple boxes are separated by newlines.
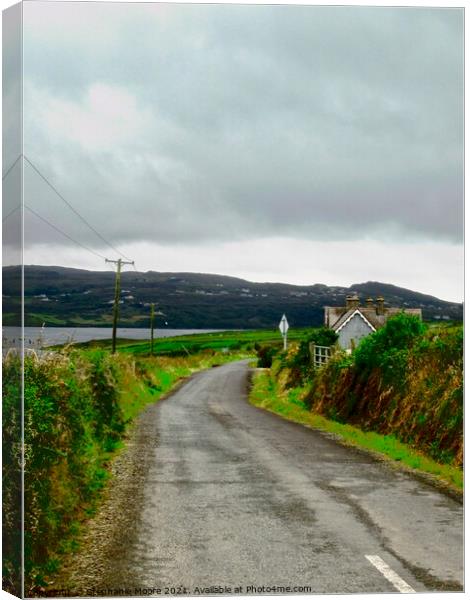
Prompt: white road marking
<box><xmin>365</xmin><ymin>554</ymin><xmax>416</xmax><ymax>593</ymax></box>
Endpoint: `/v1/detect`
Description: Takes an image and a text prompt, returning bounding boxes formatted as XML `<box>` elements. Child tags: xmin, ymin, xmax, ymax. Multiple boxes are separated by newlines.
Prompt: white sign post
<box><xmin>279</xmin><ymin>314</ymin><xmax>289</xmax><ymax>351</ymax></box>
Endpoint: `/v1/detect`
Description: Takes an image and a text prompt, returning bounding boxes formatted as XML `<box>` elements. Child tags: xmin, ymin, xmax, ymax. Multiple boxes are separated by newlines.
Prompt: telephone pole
<box><xmin>150</xmin><ymin>302</ymin><xmax>155</xmax><ymax>356</ymax></box>
<box><xmin>106</xmin><ymin>258</ymin><xmax>134</xmax><ymax>353</ymax></box>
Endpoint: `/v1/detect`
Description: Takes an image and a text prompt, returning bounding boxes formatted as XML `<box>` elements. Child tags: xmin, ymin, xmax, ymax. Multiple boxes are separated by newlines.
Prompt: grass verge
<box><xmin>249</xmin><ymin>369</ymin><xmax>463</xmax><ymax>493</ymax></box>
<box><xmin>118</xmin><ymin>350</ymin><xmax>253</xmax><ymax>423</ymax></box>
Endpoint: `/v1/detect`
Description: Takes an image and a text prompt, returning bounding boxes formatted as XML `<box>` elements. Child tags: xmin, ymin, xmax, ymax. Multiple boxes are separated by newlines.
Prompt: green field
<box><xmin>66</xmin><ymin>327</ymin><xmax>313</xmax><ymax>355</ymax></box>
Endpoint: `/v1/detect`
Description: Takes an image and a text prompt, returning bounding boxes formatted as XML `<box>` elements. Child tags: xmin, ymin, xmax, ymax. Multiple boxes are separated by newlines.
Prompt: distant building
<box><xmin>324</xmin><ymin>294</ymin><xmax>422</xmax><ymax>350</ymax></box>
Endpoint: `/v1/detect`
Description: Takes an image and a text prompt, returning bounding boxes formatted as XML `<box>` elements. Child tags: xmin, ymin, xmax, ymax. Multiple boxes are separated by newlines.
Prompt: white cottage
<box><xmin>324</xmin><ymin>294</ymin><xmax>422</xmax><ymax>350</ymax></box>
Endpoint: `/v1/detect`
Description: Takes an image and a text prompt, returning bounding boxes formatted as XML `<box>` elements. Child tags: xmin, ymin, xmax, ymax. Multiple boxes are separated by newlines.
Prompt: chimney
<box><xmin>346</xmin><ymin>293</ymin><xmax>360</xmax><ymax>309</ymax></box>
<box><xmin>366</xmin><ymin>297</ymin><xmax>374</xmax><ymax>308</ymax></box>
<box><xmin>376</xmin><ymin>296</ymin><xmax>385</xmax><ymax>315</ymax></box>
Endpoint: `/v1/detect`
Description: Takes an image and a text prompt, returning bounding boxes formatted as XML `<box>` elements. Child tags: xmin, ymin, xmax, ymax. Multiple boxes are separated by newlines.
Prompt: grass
<box><xmin>249</xmin><ymin>369</ymin><xmax>463</xmax><ymax>492</ymax></box>
<box><xmin>60</xmin><ymin>327</ymin><xmax>313</xmax><ymax>355</ymax></box>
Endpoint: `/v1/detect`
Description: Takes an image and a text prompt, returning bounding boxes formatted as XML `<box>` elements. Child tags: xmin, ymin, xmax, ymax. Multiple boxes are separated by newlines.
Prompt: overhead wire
<box><xmin>23</xmin><ymin>155</ymin><xmax>133</xmax><ymax>261</ymax></box>
<box><xmin>3</xmin><ymin>154</ymin><xmax>135</xmax><ymax>265</ymax></box>
<box><xmin>2</xmin><ymin>154</ymin><xmax>22</xmax><ymax>181</ymax></box>
<box><xmin>2</xmin><ymin>156</ymin><xmax>22</xmax><ymax>224</ymax></box>
<box><xmin>2</xmin><ymin>205</ymin><xmax>21</xmax><ymax>223</ymax></box>
<box><xmin>25</xmin><ymin>205</ymin><xmax>109</xmax><ymax>261</ymax></box>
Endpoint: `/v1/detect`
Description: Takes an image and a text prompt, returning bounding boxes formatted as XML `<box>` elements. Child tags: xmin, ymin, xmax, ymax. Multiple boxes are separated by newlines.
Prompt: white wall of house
<box><xmin>337</xmin><ymin>314</ymin><xmax>374</xmax><ymax>349</ymax></box>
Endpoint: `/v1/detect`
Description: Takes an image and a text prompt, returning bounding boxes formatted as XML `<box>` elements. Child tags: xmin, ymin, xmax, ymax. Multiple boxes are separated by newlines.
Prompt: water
<box><xmin>2</xmin><ymin>326</ymin><xmax>224</xmax><ymax>350</ymax></box>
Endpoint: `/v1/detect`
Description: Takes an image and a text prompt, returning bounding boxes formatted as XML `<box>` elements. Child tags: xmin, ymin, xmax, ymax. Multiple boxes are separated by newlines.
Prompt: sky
<box><xmin>2</xmin><ymin>1</ymin><xmax>464</xmax><ymax>301</ymax></box>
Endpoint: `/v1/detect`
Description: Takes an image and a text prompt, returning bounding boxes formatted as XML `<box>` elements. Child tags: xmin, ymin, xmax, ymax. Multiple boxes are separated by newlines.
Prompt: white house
<box><xmin>324</xmin><ymin>294</ymin><xmax>422</xmax><ymax>350</ymax></box>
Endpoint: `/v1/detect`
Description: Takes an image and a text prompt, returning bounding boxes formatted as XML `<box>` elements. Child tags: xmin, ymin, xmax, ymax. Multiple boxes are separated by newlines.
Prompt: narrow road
<box><xmin>63</xmin><ymin>360</ymin><xmax>463</xmax><ymax>595</ymax></box>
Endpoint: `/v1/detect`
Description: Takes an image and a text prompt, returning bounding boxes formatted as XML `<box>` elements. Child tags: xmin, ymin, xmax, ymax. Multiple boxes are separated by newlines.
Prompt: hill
<box><xmin>2</xmin><ymin>265</ymin><xmax>463</xmax><ymax>328</ymax></box>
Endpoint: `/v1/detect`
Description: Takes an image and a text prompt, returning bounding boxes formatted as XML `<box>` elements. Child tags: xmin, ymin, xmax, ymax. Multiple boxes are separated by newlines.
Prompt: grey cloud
<box><xmin>18</xmin><ymin>3</ymin><xmax>463</xmax><ymax>253</ymax></box>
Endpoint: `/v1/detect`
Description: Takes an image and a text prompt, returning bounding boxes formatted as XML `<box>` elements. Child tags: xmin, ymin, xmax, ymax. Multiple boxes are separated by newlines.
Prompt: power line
<box><xmin>3</xmin><ymin>154</ymin><xmax>135</xmax><ymax>266</ymax></box>
<box><xmin>2</xmin><ymin>205</ymin><xmax>20</xmax><ymax>223</ymax></box>
<box><xmin>25</xmin><ymin>204</ymin><xmax>109</xmax><ymax>261</ymax></box>
<box><xmin>24</xmin><ymin>155</ymin><xmax>132</xmax><ymax>261</ymax></box>
<box><xmin>2</xmin><ymin>154</ymin><xmax>22</xmax><ymax>181</ymax></box>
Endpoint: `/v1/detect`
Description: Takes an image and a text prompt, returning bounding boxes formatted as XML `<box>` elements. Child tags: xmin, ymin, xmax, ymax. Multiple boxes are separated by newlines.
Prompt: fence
<box><xmin>310</xmin><ymin>343</ymin><xmax>332</xmax><ymax>369</ymax></box>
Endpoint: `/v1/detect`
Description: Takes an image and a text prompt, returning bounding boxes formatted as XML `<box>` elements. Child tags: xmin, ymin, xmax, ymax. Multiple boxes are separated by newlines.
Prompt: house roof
<box><xmin>326</xmin><ymin>305</ymin><xmax>422</xmax><ymax>332</ymax></box>
<box><xmin>332</xmin><ymin>308</ymin><xmax>377</xmax><ymax>333</ymax></box>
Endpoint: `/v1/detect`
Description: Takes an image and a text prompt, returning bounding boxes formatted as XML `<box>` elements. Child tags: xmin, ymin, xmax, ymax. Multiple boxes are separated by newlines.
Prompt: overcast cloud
<box><xmin>3</xmin><ymin>2</ymin><xmax>464</xmax><ymax>300</ymax></box>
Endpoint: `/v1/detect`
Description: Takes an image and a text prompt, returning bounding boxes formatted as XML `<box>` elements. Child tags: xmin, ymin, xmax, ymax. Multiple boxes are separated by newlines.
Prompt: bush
<box><xmin>354</xmin><ymin>312</ymin><xmax>425</xmax><ymax>379</ymax></box>
<box><xmin>308</xmin><ymin>327</ymin><xmax>339</xmax><ymax>347</ymax></box>
<box><xmin>22</xmin><ymin>351</ymin><xmax>125</xmax><ymax>588</ymax></box>
<box><xmin>2</xmin><ymin>355</ymin><xmax>22</xmax><ymax>595</ymax></box>
<box><xmin>303</xmin><ymin>317</ymin><xmax>463</xmax><ymax>466</ymax></box>
<box><xmin>254</xmin><ymin>343</ymin><xmax>280</xmax><ymax>368</ymax></box>
<box><xmin>283</xmin><ymin>327</ymin><xmax>339</xmax><ymax>385</ymax></box>
<box><xmin>0</xmin><ymin>350</ymin><xmax>135</xmax><ymax>593</ymax></box>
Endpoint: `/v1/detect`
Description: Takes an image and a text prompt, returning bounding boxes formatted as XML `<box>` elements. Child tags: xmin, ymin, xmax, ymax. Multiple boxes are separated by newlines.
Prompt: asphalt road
<box><xmin>75</xmin><ymin>360</ymin><xmax>463</xmax><ymax>595</ymax></box>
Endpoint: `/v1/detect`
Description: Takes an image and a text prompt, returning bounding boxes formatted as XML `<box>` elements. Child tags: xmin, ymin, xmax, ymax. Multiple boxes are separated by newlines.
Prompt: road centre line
<box><xmin>365</xmin><ymin>555</ymin><xmax>416</xmax><ymax>593</ymax></box>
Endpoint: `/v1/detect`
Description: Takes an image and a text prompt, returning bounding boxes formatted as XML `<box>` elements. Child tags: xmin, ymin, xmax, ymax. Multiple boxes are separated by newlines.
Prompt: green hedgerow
<box><xmin>354</xmin><ymin>312</ymin><xmax>426</xmax><ymax>381</ymax></box>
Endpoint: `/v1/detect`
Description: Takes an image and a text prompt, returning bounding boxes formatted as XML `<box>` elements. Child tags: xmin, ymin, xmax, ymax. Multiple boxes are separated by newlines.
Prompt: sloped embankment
<box><xmin>305</xmin><ymin>320</ymin><xmax>463</xmax><ymax>467</ymax></box>
<box><xmin>265</xmin><ymin>316</ymin><xmax>463</xmax><ymax>469</ymax></box>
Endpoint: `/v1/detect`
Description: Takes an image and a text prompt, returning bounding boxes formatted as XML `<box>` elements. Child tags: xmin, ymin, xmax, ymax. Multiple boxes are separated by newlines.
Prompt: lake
<box><xmin>2</xmin><ymin>326</ymin><xmax>224</xmax><ymax>349</ymax></box>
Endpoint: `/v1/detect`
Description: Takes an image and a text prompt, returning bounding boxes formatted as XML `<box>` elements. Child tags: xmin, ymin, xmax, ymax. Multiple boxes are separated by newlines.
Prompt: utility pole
<box><xmin>150</xmin><ymin>302</ymin><xmax>155</xmax><ymax>356</ymax></box>
<box><xmin>106</xmin><ymin>258</ymin><xmax>134</xmax><ymax>353</ymax></box>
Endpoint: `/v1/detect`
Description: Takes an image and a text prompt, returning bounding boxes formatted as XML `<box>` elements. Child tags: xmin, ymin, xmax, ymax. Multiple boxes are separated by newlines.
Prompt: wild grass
<box><xmin>304</xmin><ymin>318</ymin><xmax>463</xmax><ymax>466</ymax></box>
<box><xmin>250</xmin><ymin>369</ymin><xmax>463</xmax><ymax>491</ymax></box>
<box><xmin>254</xmin><ymin>316</ymin><xmax>463</xmax><ymax>469</ymax></box>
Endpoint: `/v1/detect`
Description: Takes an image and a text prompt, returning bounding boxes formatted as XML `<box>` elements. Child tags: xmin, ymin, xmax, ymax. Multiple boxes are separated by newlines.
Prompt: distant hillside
<box><xmin>2</xmin><ymin>265</ymin><xmax>463</xmax><ymax>328</ymax></box>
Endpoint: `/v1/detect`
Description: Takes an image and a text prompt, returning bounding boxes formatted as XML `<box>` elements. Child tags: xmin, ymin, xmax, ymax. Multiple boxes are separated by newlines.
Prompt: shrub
<box><xmin>0</xmin><ymin>350</ymin><xmax>134</xmax><ymax>593</ymax></box>
<box><xmin>2</xmin><ymin>355</ymin><xmax>22</xmax><ymax>595</ymax></box>
<box><xmin>354</xmin><ymin>312</ymin><xmax>426</xmax><ymax>379</ymax></box>
<box><xmin>254</xmin><ymin>343</ymin><xmax>280</xmax><ymax>368</ymax></box>
<box><xmin>308</xmin><ymin>327</ymin><xmax>339</xmax><ymax>348</ymax></box>
<box><xmin>282</xmin><ymin>328</ymin><xmax>339</xmax><ymax>386</ymax></box>
<box><xmin>303</xmin><ymin>318</ymin><xmax>463</xmax><ymax>466</ymax></box>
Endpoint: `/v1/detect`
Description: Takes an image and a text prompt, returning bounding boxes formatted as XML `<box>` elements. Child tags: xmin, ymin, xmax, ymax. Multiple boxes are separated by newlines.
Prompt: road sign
<box><xmin>279</xmin><ymin>314</ymin><xmax>289</xmax><ymax>350</ymax></box>
<box><xmin>279</xmin><ymin>314</ymin><xmax>289</xmax><ymax>336</ymax></box>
